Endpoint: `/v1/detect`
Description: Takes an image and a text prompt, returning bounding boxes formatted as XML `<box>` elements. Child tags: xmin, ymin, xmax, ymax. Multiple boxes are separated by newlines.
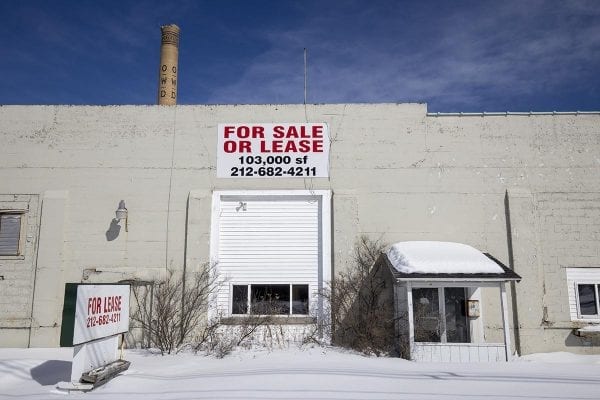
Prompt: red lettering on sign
<box><xmin>312</xmin><ymin>125</ymin><xmax>323</xmax><ymax>138</ymax></box>
<box><xmin>224</xmin><ymin>126</ymin><xmax>235</xmax><ymax>139</ymax></box>
<box><xmin>87</xmin><ymin>297</ymin><xmax>102</xmax><ymax>315</ymax></box>
<box><xmin>252</xmin><ymin>126</ymin><xmax>265</xmax><ymax>138</ymax></box>
<box><xmin>224</xmin><ymin>126</ymin><xmax>265</xmax><ymax>139</ymax></box>
<box><xmin>272</xmin><ymin>125</ymin><xmax>324</xmax><ymax>139</ymax></box>
<box><xmin>272</xmin><ymin>125</ymin><xmax>285</xmax><ymax>138</ymax></box>
<box><xmin>102</xmin><ymin>295</ymin><xmax>123</xmax><ymax>313</ymax></box>
<box><xmin>259</xmin><ymin>140</ymin><xmax>324</xmax><ymax>153</ymax></box>
<box><xmin>224</xmin><ymin>140</ymin><xmax>252</xmax><ymax>153</ymax></box>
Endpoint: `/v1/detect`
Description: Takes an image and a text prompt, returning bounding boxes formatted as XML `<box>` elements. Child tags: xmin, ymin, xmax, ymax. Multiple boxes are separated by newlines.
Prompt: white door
<box><xmin>210</xmin><ymin>191</ymin><xmax>331</xmax><ymax>321</ymax></box>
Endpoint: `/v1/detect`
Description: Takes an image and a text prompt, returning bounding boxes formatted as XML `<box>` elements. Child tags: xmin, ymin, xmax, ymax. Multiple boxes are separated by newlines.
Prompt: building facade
<box><xmin>1</xmin><ymin>103</ymin><xmax>599</xmax><ymax>355</ymax></box>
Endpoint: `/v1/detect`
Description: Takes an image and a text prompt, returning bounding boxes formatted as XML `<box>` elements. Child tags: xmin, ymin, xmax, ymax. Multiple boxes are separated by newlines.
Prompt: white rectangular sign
<box><xmin>73</xmin><ymin>285</ymin><xmax>130</xmax><ymax>346</ymax></box>
<box><xmin>217</xmin><ymin>123</ymin><xmax>330</xmax><ymax>178</ymax></box>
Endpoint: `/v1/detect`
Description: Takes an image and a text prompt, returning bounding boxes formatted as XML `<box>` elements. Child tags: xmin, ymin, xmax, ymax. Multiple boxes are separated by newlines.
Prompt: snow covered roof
<box><xmin>385</xmin><ymin>241</ymin><xmax>521</xmax><ymax>281</ymax></box>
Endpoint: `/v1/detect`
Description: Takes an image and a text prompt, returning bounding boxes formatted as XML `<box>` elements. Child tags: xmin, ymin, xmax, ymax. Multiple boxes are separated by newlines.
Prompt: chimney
<box><xmin>158</xmin><ymin>24</ymin><xmax>180</xmax><ymax>105</ymax></box>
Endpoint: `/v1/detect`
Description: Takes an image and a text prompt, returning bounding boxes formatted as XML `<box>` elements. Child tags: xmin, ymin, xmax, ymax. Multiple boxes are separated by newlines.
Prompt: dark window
<box><xmin>231</xmin><ymin>284</ymin><xmax>310</xmax><ymax>316</ymax></box>
<box><xmin>292</xmin><ymin>285</ymin><xmax>309</xmax><ymax>314</ymax></box>
<box><xmin>251</xmin><ymin>284</ymin><xmax>289</xmax><ymax>315</ymax></box>
<box><xmin>0</xmin><ymin>213</ymin><xmax>22</xmax><ymax>256</ymax></box>
<box><xmin>413</xmin><ymin>287</ymin><xmax>470</xmax><ymax>343</ymax></box>
<box><xmin>578</xmin><ymin>284</ymin><xmax>599</xmax><ymax>317</ymax></box>
<box><xmin>413</xmin><ymin>287</ymin><xmax>441</xmax><ymax>342</ymax></box>
<box><xmin>444</xmin><ymin>288</ymin><xmax>470</xmax><ymax>343</ymax></box>
<box><xmin>232</xmin><ymin>285</ymin><xmax>248</xmax><ymax>314</ymax></box>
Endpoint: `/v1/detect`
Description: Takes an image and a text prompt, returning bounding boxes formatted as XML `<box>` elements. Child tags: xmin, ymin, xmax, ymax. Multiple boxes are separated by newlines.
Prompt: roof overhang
<box><xmin>383</xmin><ymin>253</ymin><xmax>521</xmax><ymax>283</ymax></box>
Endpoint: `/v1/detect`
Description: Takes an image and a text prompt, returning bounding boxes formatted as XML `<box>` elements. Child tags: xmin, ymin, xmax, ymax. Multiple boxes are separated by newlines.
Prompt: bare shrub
<box><xmin>322</xmin><ymin>235</ymin><xmax>396</xmax><ymax>356</ymax></box>
<box><xmin>196</xmin><ymin>296</ymin><xmax>320</xmax><ymax>357</ymax></box>
<box><xmin>193</xmin><ymin>316</ymin><xmax>236</xmax><ymax>358</ymax></box>
<box><xmin>130</xmin><ymin>264</ymin><xmax>216</xmax><ymax>355</ymax></box>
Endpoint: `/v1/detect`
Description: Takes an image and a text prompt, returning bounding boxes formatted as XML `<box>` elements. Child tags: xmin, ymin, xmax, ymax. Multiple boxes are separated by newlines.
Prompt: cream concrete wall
<box><xmin>0</xmin><ymin>104</ymin><xmax>598</xmax><ymax>354</ymax></box>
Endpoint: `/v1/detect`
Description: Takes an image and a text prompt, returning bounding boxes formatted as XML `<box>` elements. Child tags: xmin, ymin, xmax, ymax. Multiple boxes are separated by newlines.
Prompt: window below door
<box><xmin>413</xmin><ymin>287</ymin><xmax>470</xmax><ymax>343</ymax></box>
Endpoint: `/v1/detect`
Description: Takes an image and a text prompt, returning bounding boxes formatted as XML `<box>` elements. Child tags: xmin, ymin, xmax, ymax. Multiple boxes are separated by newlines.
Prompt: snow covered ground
<box><xmin>1</xmin><ymin>346</ymin><xmax>600</xmax><ymax>400</ymax></box>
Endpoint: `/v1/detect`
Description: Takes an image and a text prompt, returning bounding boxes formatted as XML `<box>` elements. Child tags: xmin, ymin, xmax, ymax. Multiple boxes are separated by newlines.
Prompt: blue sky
<box><xmin>1</xmin><ymin>0</ymin><xmax>599</xmax><ymax>111</ymax></box>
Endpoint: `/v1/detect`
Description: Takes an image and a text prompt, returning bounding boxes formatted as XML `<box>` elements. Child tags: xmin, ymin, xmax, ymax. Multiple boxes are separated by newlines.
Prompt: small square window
<box><xmin>0</xmin><ymin>213</ymin><xmax>22</xmax><ymax>256</ymax></box>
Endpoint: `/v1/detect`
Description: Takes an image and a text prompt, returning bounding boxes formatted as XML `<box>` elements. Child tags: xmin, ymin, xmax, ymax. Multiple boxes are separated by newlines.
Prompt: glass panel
<box><xmin>0</xmin><ymin>214</ymin><xmax>21</xmax><ymax>256</ymax></box>
<box><xmin>578</xmin><ymin>284</ymin><xmax>598</xmax><ymax>316</ymax></box>
<box><xmin>444</xmin><ymin>288</ymin><xmax>470</xmax><ymax>343</ymax></box>
<box><xmin>413</xmin><ymin>288</ymin><xmax>441</xmax><ymax>342</ymax></box>
<box><xmin>232</xmin><ymin>285</ymin><xmax>248</xmax><ymax>314</ymax></box>
<box><xmin>292</xmin><ymin>285</ymin><xmax>309</xmax><ymax>315</ymax></box>
<box><xmin>251</xmin><ymin>284</ymin><xmax>290</xmax><ymax>315</ymax></box>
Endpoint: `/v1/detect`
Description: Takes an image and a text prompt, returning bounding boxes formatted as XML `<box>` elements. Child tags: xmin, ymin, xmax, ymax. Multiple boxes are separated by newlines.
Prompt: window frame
<box><xmin>230</xmin><ymin>283</ymin><xmax>310</xmax><ymax>317</ymax></box>
<box><xmin>0</xmin><ymin>211</ymin><xmax>26</xmax><ymax>258</ymax></box>
<box><xmin>412</xmin><ymin>286</ymin><xmax>471</xmax><ymax>344</ymax></box>
<box><xmin>575</xmin><ymin>282</ymin><xmax>600</xmax><ymax>320</ymax></box>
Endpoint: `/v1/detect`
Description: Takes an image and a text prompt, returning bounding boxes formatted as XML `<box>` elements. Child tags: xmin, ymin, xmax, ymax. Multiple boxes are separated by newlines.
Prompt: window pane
<box><xmin>444</xmin><ymin>288</ymin><xmax>470</xmax><ymax>343</ymax></box>
<box><xmin>232</xmin><ymin>285</ymin><xmax>248</xmax><ymax>314</ymax></box>
<box><xmin>292</xmin><ymin>285</ymin><xmax>309</xmax><ymax>315</ymax></box>
<box><xmin>413</xmin><ymin>288</ymin><xmax>441</xmax><ymax>342</ymax></box>
<box><xmin>578</xmin><ymin>284</ymin><xmax>598</xmax><ymax>316</ymax></box>
<box><xmin>0</xmin><ymin>214</ymin><xmax>21</xmax><ymax>256</ymax></box>
<box><xmin>251</xmin><ymin>285</ymin><xmax>289</xmax><ymax>315</ymax></box>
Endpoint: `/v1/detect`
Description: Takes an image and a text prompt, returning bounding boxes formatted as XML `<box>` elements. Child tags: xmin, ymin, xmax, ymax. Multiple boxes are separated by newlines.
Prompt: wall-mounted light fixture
<box><xmin>115</xmin><ymin>200</ymin><xmax>128</xmax><ymax>232</ymax></box>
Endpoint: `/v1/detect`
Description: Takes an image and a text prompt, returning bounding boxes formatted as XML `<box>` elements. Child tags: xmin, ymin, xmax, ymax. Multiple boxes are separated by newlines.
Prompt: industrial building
<box><xmin>1</xmin><ymin>24</ymin><xmax>599</xmax><ymax>360</ymax></box>
<box><xmin>1</xmin><ymin>103</ymin><xmax>599</xmax><ymax>360</ymax></box>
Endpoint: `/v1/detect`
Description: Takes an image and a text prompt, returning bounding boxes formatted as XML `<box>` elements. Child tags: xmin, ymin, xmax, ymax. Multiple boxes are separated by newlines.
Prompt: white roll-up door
<box><xmin>214</xmin><ymin>194</ymin><xmax>322</xmax><ymax>316</ymax></box>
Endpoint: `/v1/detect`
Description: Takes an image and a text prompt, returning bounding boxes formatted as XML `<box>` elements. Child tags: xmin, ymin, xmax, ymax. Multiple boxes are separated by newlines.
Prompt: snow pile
<box><xmin>2</xmin><ymin>347</ymin><xmax>600</xmax><ymax>399</ymax></box>
<box><xmin>386</xmin><ymin>241</ymin><xmax>504</xmax><ymax>274</ymax></box>
<box><xmin>519</xmin><ymin>351</ymin><xmax>600</xmax><ymax>364</ymax></box>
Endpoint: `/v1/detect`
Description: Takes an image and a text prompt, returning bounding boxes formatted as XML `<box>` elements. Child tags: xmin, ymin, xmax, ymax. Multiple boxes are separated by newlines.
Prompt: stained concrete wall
<box><xmin>0</xmin><ymin>104</ymin><xmax>598</xmax><ymax>354</ymax></box>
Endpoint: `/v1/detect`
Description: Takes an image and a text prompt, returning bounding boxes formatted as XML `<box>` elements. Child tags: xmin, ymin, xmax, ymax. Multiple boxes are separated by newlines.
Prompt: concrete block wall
<box><xmin>0</xmin><ymin>104</ymin><xmax>598</xmax><ymax>354</ymax></box>
<box><xmin>0</xmin><ymin>194</ymin><xmax>39</xmax><ymax>347</ymax></box>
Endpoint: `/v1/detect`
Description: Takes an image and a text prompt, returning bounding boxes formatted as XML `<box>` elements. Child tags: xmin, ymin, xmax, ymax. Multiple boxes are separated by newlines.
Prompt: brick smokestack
<box><xmin>158</xmin><ymin>24</ymin><xmax>180</xmax><ymax>105</ymax></box>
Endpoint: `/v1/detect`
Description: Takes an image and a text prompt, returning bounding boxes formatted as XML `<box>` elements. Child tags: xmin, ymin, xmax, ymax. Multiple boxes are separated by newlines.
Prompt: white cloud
<box><xmin>204</xmin><ymin>1</ymin><xmax>600</xmax><ymax>111</ymax></box>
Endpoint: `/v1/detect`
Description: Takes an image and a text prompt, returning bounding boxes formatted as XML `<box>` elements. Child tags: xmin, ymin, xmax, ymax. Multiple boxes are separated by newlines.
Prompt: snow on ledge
<box><xmin>386</xmin><ymin>241</ymin><xmax>504</xmax><ymax>274</ymax></box>
<box><xmin>576</xmin><ymin>325</ymin><xmax>600</xmax><ymax>334</ymax></box>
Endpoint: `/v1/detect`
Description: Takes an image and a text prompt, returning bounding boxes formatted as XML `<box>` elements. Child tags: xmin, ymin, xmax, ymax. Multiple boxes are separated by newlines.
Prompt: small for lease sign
<box><xmin>61</xmin><ymin>284</ymin><xmax>130</xmax><ymax>346</ymax></box>
<box><xmin>59</xmin><ymin>283</ymin><xmax>130</xmax><ymax>388</ymax></box>
<box><xmin>217</xmin><ymin>123</ymin><xmax>330</xmax><ymax>178</ymax></box>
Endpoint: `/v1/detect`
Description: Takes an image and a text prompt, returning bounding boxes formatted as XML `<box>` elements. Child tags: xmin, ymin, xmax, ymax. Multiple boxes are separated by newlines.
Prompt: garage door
<box><xmin>211</xmin><ymin>192</ymin><xmax>330</xmax><ymax>318</ymax></box>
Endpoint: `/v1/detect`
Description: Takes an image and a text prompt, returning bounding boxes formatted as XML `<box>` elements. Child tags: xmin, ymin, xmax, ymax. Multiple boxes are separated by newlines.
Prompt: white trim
<box><xmin>410</xmin><ymin>281</ymin><xmax>502</xmax><ymax>288</ymax></box>
<box><xmin>574</xmin><ymin>282</ymin><xmax>600</xmax><ymax>320</ymax></box>
<box><xmin>500</xmin><ymin>282</ymin><xmax>512</xmax><ymax>361</ymax></box>
<box><xmin>229</xmin><ymin>282</ymin><xmax>312</xmax><ymax>316</ymax></box>
<box><xmin>468</xmin><ymin>287</ymin><xmax>484</xmax><ymax>344</ymax></box>
<box><xmin>397</xmin><ymin>278</ymin><xmax>518</xmax><ymax>283</ymax></box>
<box><xmin>439</xmin><ymin>288</ymin><xmax>447</xmax><ymax>343</ymax></box>
<box><xmin>566</xmin><ymin>268</ymin><xmax>600</xmax><ymax>322</ymax></box>
<box><xmin>406</xmin><ymin>281</ymin><xmax>415</xmax><ymax>358</ymax></box>
<box><xmin>406</xmin><ymin>282</ymin><xmax>510</xmax><ymax>362</ymax></box>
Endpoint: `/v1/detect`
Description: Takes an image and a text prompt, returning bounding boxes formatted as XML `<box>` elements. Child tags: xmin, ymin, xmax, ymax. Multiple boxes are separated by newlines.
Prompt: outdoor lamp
<box><xmin>115</xmin><ymin>200</ymin><xmax>128</xmax><ymax>232</ymax></box>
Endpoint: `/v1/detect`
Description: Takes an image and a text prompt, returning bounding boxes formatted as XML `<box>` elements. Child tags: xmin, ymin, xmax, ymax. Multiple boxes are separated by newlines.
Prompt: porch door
<box><xmin>444</xmin><ymin>288</ymin><xmax>470</xmax><ymax>343</ymax></box>
<box><xmin>413</xmin><ymin>287</ymin><xmax>470</xmax><ymax>343</ymax></box>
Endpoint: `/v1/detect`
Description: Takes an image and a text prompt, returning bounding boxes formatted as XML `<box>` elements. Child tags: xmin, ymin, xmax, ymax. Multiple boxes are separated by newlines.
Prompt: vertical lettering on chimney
<box><xmin>157</xmin><ymin>25</ymin><xmax>180</xmax><ymax>105</ymax></box>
